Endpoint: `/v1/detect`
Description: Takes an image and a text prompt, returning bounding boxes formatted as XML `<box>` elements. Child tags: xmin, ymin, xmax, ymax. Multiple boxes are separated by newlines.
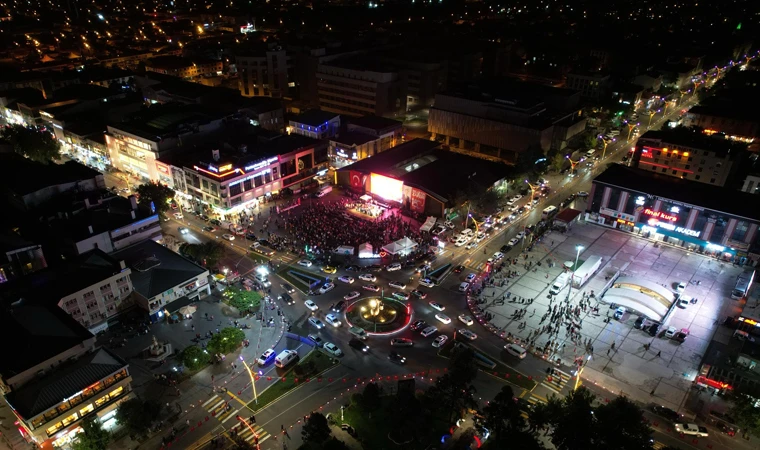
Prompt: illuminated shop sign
<box><xmin>207</xmin><ymin>165</ymin><xmax>219</xmax><ymax>173</ymax></box>
<box><xmin>645</xmin><ymin>219</ymin><xmax>701</xmax><ymax>237</ymax></box>
<box><xmin>219</xmin><ymin>164</ymin><xmax>232</xmax><ymax>172</ymax></box>
<box><xmin>228</xmin><ymin>169</ymin><xmax>271</xmax><ymax>187</ymax></box>
<box><xmin>245</xmin><ymin>157</ymin><xmax>279</xmax><ymax>173</ymax></box>
<box><xmin>738</xmin><ymin>316</ymin><xmax>760</xmax><ymax>327</ymax></box>
<box><xmin>642</xmin><ymin>208</ymin><xmax>678</xmax><ymax>222</ymax></box>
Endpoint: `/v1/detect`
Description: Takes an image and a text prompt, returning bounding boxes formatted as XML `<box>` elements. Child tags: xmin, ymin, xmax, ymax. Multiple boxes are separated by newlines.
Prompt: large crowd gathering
<box><xmin>280</xmin><ymin>199</ymin><xmax>423</xmax><ymax>257</ymax></box>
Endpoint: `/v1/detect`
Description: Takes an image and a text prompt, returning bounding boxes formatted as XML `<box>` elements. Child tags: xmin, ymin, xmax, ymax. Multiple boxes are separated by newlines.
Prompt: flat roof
<box><xmin>146</xmin><ymin>55</ymin><xmax>219</xmax><ymax>70</ymax></box>
<box><xmin>110</xmin><ymin>103</ymin><xmax>229</xmax><ymax>140</ymax></box>
<box><xmin>638</xmin><ymin>129</ymin><xmax>746</xmax><ymax>156</ymax></box>
<box><xmin>290</xmin><ymin>109</ymin><xmax>339</xmax><ymax>127</ymax></box>
<box><xmin>348</xmin><ymin>115</ymin><xmax>402</xmax><ymax>132</ymax></box>
<box><xmin>0</xmin><ymin>154</ymin><xmax>102</xmax><ymax>197</ymax></box>
<box><xmin>330</xmin><ymin>131</ymin><xmax>377</xmax><ymax>147</ymax></box>
<box><xmin>5</xmin><ymin>348</ymin><xmax>128</xmax><ymax>419</ymax></box>
<box><xmin>593</xmin><ymin>164</ymin><xmax>760</xmax><ymax>222</ymax></box>
<box><xmin>337</xmin><ymin>139</ymin><xmax>442</xmax><ymax>176</ymax></box>
<box><xmin>110</xmin><ymin>240</ymin><xmax>207</xmax><ymax>299</ymax></box>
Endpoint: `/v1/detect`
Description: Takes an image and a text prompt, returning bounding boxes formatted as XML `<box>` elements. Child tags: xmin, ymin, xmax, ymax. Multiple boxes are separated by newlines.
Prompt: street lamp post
<box><xmin>647</xmin><ymin>110</ymin><xmax>657</xmax><ymax>128</ymax></box>
<box><xmin>599</xmin><ymin>137</ymin><xmax>612</xmax><ymax>159</ymax></box>
<box><xmin>566</xmin><ymin>244</ymin><xmax>584</xmax><ymax>303</ymax></box>
<box><xmin>523</xmin><ymin>180</ymin><xmax>538</xmax><ymax>248</ymax></box>
<box><xmin>626</xmin><ymin>122</ymin><xmax>638</xmax><ymax>141</ymax></box>
<box><xmin>239</xmin><ymin>356</ymin><xmax>259</xmax><ymax>404</ymax></box>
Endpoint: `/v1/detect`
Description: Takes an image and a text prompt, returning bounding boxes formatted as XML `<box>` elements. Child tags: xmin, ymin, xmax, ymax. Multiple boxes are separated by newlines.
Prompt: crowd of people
<box><xmin>280</xmin><ymin>199</ymin><xmax>423</xmax><ymax>257</ymax></box>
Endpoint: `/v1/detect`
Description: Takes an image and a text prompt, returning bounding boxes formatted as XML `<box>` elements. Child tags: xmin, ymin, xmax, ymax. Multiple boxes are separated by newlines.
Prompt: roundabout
<box><xmin>344</xmin><ymin>296</ymin><xmax>412</xmax><ymax>335</ymax></box>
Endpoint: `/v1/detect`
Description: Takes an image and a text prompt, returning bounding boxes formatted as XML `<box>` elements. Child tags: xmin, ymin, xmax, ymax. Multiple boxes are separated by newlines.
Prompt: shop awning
<box><xmin>420</xmin><ymin>216</ymin><xmax>437</xmax><ymax>233</ymax></box>
<box><xmin>360</xmin><ymin>194</ymin><xmax>372</xmax><ymax>202</ymax></box>
<box><xmin>165</xmin><ymin>296</ymin><xmax>195</xmax><ymax>314</ymax></box>
<box><xmin>381</xmin><ymin>237</ymin><xmax>419</xmax><ymax>255</ymax></box>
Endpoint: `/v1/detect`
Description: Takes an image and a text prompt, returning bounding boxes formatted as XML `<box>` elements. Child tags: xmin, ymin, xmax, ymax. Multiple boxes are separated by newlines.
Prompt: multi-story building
<box><xmin>0</xmin><ymin>232</ymin><xmax>47</xmax><ymax>284</ymax></box>
<box><xmin>288</xmin><ymin>109</ymin><xmax>341</xmax><ymax>139</ymax></box>
<box><xmin>329</xmin><ymin>115</ymin><xmax>404</xmax><ymax>164</ymax></box>
<box><xmin>0</xmin><ymin>153</ymin><xmax>106</xmax><ymax>211</ymax></box>
<box><xmin>684</xmin><ymin>103</ymin><xmax>760</xmax><ymax>144</ymax></box>
<box><xmin>110</xmin><ymin>239</ymin><xmax>210</xmax><ymax>322</ymax></box>
<box><xmin>428</xmin><ymin>79</ymin><xmax>585</xmax><ymax>164</ymax></box>
<box><xmin>586</xmin><ymin>164</ymin><xmax>760</xmax><ymax>264</ymax></box>
<box><xmin>317</xmin><ymin>57</ymin><xmax>408</xmax><ymax>118</ymax></box>
<box><xmin>375</xmin><ymin>51</ymin><xmax>447</xmax><ymax>109</ymax></box>
<box><xmin>565</xmin><ymin>71</ymin><xmax>611</xmax><ymax>100</ymax></box>
<box><xmin>631</xmin><ymin>129</ymin><xmax>747</xmax><ymax>187</ymax></box>
<box><xmin>742</xmin><ymin>174</ymin><xmax>760</xmax><ymax>195</ymax></box>
<box><xmin>161</xmin><ymin>131</ymin><xmax>328</xmax><ymax>217</ymax></box>
<box><xmin>236</xmin><ymin>45</ymin><xmax>293</xmax><ymax>98</ymax></box>
<box><xmin>0</xmin><ymin>300</ymin><xmax>133</xmax><ymax>449</ymax></box>
<box><xmin>145</xmin><ymin>56</ymin><xmax>223</xmax><ymax>80</ymax></box>
<box><xmin>106</xmin><ymin>103</ymin><xmax>228</xmax><ymax>182</ymax></box>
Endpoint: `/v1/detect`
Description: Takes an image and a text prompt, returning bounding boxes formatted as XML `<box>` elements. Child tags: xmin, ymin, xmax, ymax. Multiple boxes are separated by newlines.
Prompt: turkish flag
<box><xmin>350</xmin><ymin>171</ymin><xmax>363</xmax><ymax>188</ymax></box>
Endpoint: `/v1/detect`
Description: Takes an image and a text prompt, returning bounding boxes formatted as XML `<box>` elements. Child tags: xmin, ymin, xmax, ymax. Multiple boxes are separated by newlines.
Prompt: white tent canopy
<box><xmin>381</xmin><ymin>237</ymin><xmax>419</xmax><ymax>255</ymax></box>
<box><xmin>360</xmin><ymin>194</ymin><xmax>372</xmax><ymax>202</ymax></box>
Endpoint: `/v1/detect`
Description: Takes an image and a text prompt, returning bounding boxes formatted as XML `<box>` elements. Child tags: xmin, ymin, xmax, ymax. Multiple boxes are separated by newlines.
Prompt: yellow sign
<box><xmin>219</xmin><ymin>164</ymin><xmax>233</xmax><ymax>172</ymax></box>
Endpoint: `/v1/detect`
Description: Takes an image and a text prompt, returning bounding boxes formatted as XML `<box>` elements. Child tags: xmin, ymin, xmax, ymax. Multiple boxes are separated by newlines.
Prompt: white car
<box><xmin>465</xmin><ymin>242</ymin><xmax>477</xmax><ymax>250</ymax></box>
<box><xmin>389</xmin><ymin>280</ymin><xmax>406</xmax><ymax>290</ymax></box>
<box><xmin>460</xmin><ymin>228</ymin><xmax>474</xmax><ymax>237</ymax></box>
<box><xmin>515</xmin><ymin>231</ymin><xmax>526</xmax><ymax>240</ymax></box>
<box><xmin>577</xmin><ymin>191</ymin><xmax>589</xmax><ymax>197</ymax></box>
<box><xmin>338</xmin><ymin>276</ymin><xmax>355</xmax><ymax>284</ymax></box>
<box><xmin>359</xmin><ymin>273</ymin><xmax>376</xmax><ymax>282</ymax></box>
<box><xmin>178</xmin><ymin>227</ymin><xmax>189</xmax><ymax>235</ymax></box>
<box><xmin>319</xmin><ymin>283</ymin><xmax>335</xmax><ymax>294</ymax></box>
<box><xmin>257</xmin><ymin>348</ymin><xmax>276</xmax><ymax>366</ymax></box>
<box><xmin>297</xmin><ymin>259</ymin><xmax>313</xmax><ymax>267</ymax></box>
<box><xmin>392</xmin><ymin>292</ymin><xmax>410</xmax><ymax>301</ymax></box>
<box><xmin>433</xmin><ymin>335</ymin><xmax>448</xmax><ymax>348</ymax></box>
<box><xmin>304</xmin><ymin>300</ymin><xmax>319</xmax><ymax>311</ymax></box>
<box><xmin>458</xmin><ymin>329</ymin><xmax>478</xmax><ymax>341</ymax></box>
<box><xmin>465</xmin><ymin>273</ymin><xmax>476</xmax><ymax>282</ymax></box>
<box><xmin>419</xmin><ymin>278</ymin><xmax>435</xmax><ymax>288</ymax></box>
<box><xmin>325</xmin><ymin>313</ymin><xmax>342</xmax><ymax>327</ymax></box>
<box><xmin>476</xmin><ymin>232</ymin><xmax>486</xmax><ymax>242</ymax></box>
<box><xmin>363</xmin><ymin>284</ymin><xmax>380</xmax><ymax>292</ymax></box>
<box><xmin>665</xmin><ymin>326</ymin><xmax>677</xmax><ymax>339</ymax></box>
<box><xmin>455</xmin><ymin>239</ymin><xmax>467</xmax><ymax>247</ymax></box>
<box><xmin>435</xmin><ymin>313</ymin><xmax>451</xmax><ymax>324</ymax></box>
<box><xmin>222</xmin><ymin>234</ymin><xmax>235</xmax><ymax>241</ymax></box>
<box><xmin>492</xmin><ymin>252</ymin><xmax>504</xmax><ymax>261</ymax></box>
<box><xmin>421</xmin><ymin>326</ymin><xmax>438</xmax><ymax>337</ymax></box>
<box><xmin>444</xmin><ymin>220</ymin><xmax>455</xmax><ymax>229</ymax></box>
<box><xmin>173</xmin><ymin>212</ymin><xmax>183</xmax><ymax>219</ymax></box>
<box><xmin>308</xmin><ymin>317</ymin><xmax>325</xmax><ymax>329</ymax></box>
<box><xmin>675</xmin><ymin>281</ymin><xmax>687</xmax><ymax>293</ymax></box>
<box><xmin>323</xmin><ymin>342</ymin><xmax>343</xmax><ymax>357</ymax></box>
<box><xmin>429</xmin><ymin>301</ymin><xmax>445</xmax><ymax>311</ymax></box>
<box><xmin>344</xmin><ymin>291</ymin><xmax>361</xmax><ymax>301</ymax></box>
<box><xmin>458</xmin><ymin>315</ymin><xmax>474</xmax><ymax>326</ymax></box>
<box><xmin>387</xmin><ymin>263</ymin><xmax>402</xmax><ymax>271</ymax></box>
<box><xmin>508</xmin><ymin>238</ymin><xmax>519</xmax><ymax>247</ymax></box>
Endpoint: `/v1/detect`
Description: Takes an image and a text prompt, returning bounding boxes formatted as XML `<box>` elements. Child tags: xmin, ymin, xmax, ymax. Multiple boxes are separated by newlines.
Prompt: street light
<box><xmin>574</xmin><ymin>354</ymin><xmax>592</xmax><ymax>390</ymax></box>
<box><xmin>626</xmin><ymin>122</ymin><xmax>639</xmax><ymax>141</ymax></box>
<box><xmin>239</xmin><ymin>356</ymin><xmax>259</xmax><ymax>404</ymax></box>
<box><xmin>566</xmin><ymin>244</ymin><xmax>584</xmax><ymax>302</ymax></box>
<box><xmin>647</xmin><ymin>110</ymin><xmax>658</xmax><ymax>128</ymax></box>
<box><xmin>598</xmin><ymin>137</ymin><xmax>613</xmax><ymax>159</ymax></box>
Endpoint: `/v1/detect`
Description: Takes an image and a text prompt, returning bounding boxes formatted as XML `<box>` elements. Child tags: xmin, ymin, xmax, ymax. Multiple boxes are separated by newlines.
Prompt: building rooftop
<box><xmin>290</xmin><ymin>109</ymin><xmax>340</xmax><ymax>127</ymax></box>
<box><xmin>330</xmin><ymin>131</ymin><xmax>377</xmax><ymax>147</ymax></box>
<box><xmin>0</xmin><ymin>298</ymin><xmax>95</xmax><ymax>381</ymax></box>
<box><xmin>5</xmin><ymin>348</ymin><xmax>128</xmax><ymax>419</ymax></box>
<box><xmin>146</xmin><ymin>55</ymin><xmax>219</xmax><ymax>70</ymax></box>
<box><xmin>110</xmin><ymin>240</ymin><xmax>207</xmax><ymax>299</ymax></box>
<box><xmin>110</xmin><ymin>103</ymin><xmax>230</xmax><ymax>141</ymax></box>
<box><xmin>348</xmin><ymin>115</ymin><xmax>402</xmax><ymax>132</ymax></box>
<box><xmin>321</xmin><ymin>57</ymin><xmax>398</xmax><ymax>74</ymax></box>
<box><xmin>337</xmin><ymin>139</ymin><xmax>442</xmax><ymax>176</ymax></box>
<box><xmin>0</xmin><ymin>154</ymin><xmax>102</xmax><ymax>197</ymax></box>
<box><xmin>638</xmin><ymin>128</ymin><xmax>747</xmax><ymax>157</ymax></box>
<box><xmin>593</xmin><ymin>164</ymin><xmax>760</xmax><ymax>222</ymax></box>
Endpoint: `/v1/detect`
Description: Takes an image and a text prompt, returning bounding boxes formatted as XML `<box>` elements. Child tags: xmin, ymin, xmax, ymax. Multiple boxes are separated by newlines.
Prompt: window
<box><xmin>672</xmin><ymin>170</ymin><xmax>677</xmax><ymax>175</ymax></box>
<box><xmin>46</xmin><ymin>421</ymin><xmax>64</xmax><ymax>436</ymax></box>
<box><xmin>61</xmin><ymin>412</ymin><xmax>78</xmax><ymax>427</ymax></box>
<box><xmin>94</xmin><ymin>394</ymin><xmax>109</xmax><ymax>408</ymax></box>
<box><xmin>661</xmin><ymin>168</ymin><xmax>667</xmax><ymax>173</ymax></box>
<box><xmin>79</xmin><ymin>403</ymin><xmax>94</xmax><ymax>416</ymax></box>
<box><xmin>695</xmin><ymin>175</ymin><xmax>701</xmax><ymax>180</ymax></box>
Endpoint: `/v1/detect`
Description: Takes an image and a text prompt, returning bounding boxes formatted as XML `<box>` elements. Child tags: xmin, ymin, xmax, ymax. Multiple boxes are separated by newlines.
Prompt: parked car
<box><xmin>665</xmin><ymin>326</ymin><xmax>677</xmax><ymax>339</ymax></box>
<box><xmin>674</xmin><ymin>329</ymin><xmax>690</xmax><ymax>343</ymax></box>
<box><xmin>652</xmin><ymin>405</ymin><xmax>682</xmax><ymax>422</ymax></box>
<box><xmin>433</xmin><ymin>335</ymin><xmax>448</xmax><ymax>348</ymax></box>
<box><xmin>338</xmin><ymin>276</ymin><xmax>355</xmax><ymax>284</ymax></box>
<box><xmin>391</xmin><ymin>338</ymin><xmax>414</xmax><ymax>347</ymax></box>
<box><xmin>634</xmin><ymin>316</ymin><xmax>646</xmax><ymax>329</ymax></box>
<box><xmin>323</xmin><ymin>342</ymin><xmax>343</xmax><ymax>357</ymax></box>
<box><xmin>429</xmin><ymin>301</ymin><xmax>445</xmax><ymax>311</ymax></box>
<box><xmin>304</xmin><ymin>300</ymin><xmax>319</xmax><ymax>311</ymax></box>
<box><xmin>319</xmin><ymin>283</ymin><xmax>335</xmax><ymax>294</ymax></box>
<box><xmin>358</xmin><ymin>273</ymin><xmax>377</xmax><ymax>282</ymax></box>
<box><xmin>297</xmin><ymin>259</ymin><xmax>313</xmax><ymax>267</ymax></box>
<box><xmin>343</xmin><ymin>292</ymin><xmax>360</xmax><ymax>301</ymax></box>
<box><xmin>458</xmin><ymin>315</ymin><xmax>474</xmax><ymax>326</ymax></box>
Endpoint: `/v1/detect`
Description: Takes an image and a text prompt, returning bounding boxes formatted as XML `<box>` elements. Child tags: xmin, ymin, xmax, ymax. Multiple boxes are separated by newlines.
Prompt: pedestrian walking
<box><xmin>656</xmin><ymin>351</ymin><xmax>661</xmax><ymax>357</ymax></box>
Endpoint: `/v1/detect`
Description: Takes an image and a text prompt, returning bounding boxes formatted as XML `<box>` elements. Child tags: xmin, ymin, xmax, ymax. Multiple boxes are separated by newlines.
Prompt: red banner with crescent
<box><xmin>350</xmin><ymin>171</ymin><xmax>363</xmax><ymax>188</ymax></box>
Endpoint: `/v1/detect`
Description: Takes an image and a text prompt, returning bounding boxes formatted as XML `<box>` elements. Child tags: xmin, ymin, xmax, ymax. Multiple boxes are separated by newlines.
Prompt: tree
<box><xmin>475</xmin><ymin>189</ymin><xmax>500</xmax><ymax>215</ymax></box>
<box><xmin>71</xmin><ymin>416</ymin><xmax>111</xmax><ymax>450</ymax></box>
<box><xmin>729</xmin><ymin>394</ymin><xmax>760</xmax><ymax>438</ymax></box>
<box><xmin>527</xmin><ymin>401</ymin><xmax>552</xmax><ymax>433</ymax></box>
<box><xmin>302</xmin><ymin>412</ymin><xmax>332</xmax><ymax>445</ymax></box>
<box><xmin>517</xmin><ymin>145</ymin><xmax>546</xmax><ymax>173</ymax></box>
<box><xmin>115</xmin><ymin>398</ymin><xmax>161</xmax><ymax>438</ymax></box>
<box><xmin>550</xmin><ymin>152</ymin><xmax>566</xmax><ymax>173</ymax></box>
<box><xmin>135</xmin><ymin>181</ymin><xmax>175</xmax><ymax>218</ymax></box>
<box><xmin>360</xmin><ymin>382</ymin><xmax>382</xmax><ymax>411</ymax></box>
<box><xmin>222</xmin><ymin>286</ymin><xmax>262</xmax><ymax>312</ymax></box>
<box><xmin>594</xmin><ymin>396</ymin><xmax>652</xmax><ymax>450</ymax></box>
<box><xmin>320</xmin><ymin>437</ymin><xmax>350</xmax><ymax>450</ymax></box>
<box><xmin>180</xmin><ymin>345</ymin><xmax>211</xmax><ymax>370</ymax></box>
<box><xmin>482</xmin><ymin>386</ymin><xmax>526</xmax><ymax>437</ymax></box>
<box><xmin>388</xmin><ymin>391</ymin><xmax>431</xmax><ymax>444</ymax></box>
<box><xmin>208</xmin><ymin>327</ymin><xmax>245</xmax><ymax>355</ymax></box>
<box><xmin>179</xmin><ymin>241</ymin><xmax>226</xmax><ymax>268</ymax></box>
<box><xmin>549</xmin><ymin>387</ymin><xmax>596</xmax><ymax>450</ymax></box>
<box><xmin>424</xmin><ymin>373</ymin><xmax>478</xmax><ymax>424</ymax></box>
<box><xmin>449</xmin><ymin>346</ymin><xmax>478</xmax><ymax>385</ymax></box>
<box><xmin>0</xmin><ymin>124</ymin><xmax>61</xmax><ymax>163</ymax></box>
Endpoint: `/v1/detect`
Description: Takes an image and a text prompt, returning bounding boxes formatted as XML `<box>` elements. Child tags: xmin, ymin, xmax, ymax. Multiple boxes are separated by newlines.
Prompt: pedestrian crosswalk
<box><xmin>201</xmin><ymin>394</ymin><xmax>271</xmax><ymax>445</ymax></box>
<box><xmin>542</xmin><ymin>368</ymin><xmax>572</xmax><ymax>394</ymax></box>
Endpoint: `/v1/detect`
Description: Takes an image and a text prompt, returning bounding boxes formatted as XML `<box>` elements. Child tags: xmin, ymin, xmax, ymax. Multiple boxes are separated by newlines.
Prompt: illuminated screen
<box><xmin>370</xmin><ymin>173</ymin><xmax>403</xmax><ymax>203</ymax></box>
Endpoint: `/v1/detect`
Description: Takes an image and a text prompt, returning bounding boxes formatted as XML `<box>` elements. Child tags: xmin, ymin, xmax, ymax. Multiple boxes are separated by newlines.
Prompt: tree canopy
<box><xmin>180</xmin><ymin>345</ymin><xmax>211</xmax><ymax>370</ymax></box>
<box><xmin>70</xmin><ymin>416</ymin><xmax>111</xmax><ymax>450</ymax></box>
<box><xmin>114</xmin><ymin>398</ymin><xmax>161</xmax><ymax>438</ymax></box>
<box><xmin>207</xmin><ymin>327</ymin><xmax>245</xmax><ymax>354</ymax></box>
<box><xmin>222</xmin><ymin>286</ymin><xmax>262</xmax><ymax>312</ymax></box>
<box><xmin>1</xmin><ymin>124</ymin><xmax>61</xmax><ymax>163</ymax></box>
<box><xmin>302</xmin><ymin>412</ymin><xmax>332</xmax><ymax>445</ymax></box>
<box><xmin>729</xmin><ymin>393</ymin><xmax>760</xmax><ymax>438</ymax></box>
<box><xmin>135</xmin><ymin>182</ymin><xmax>175</xmax><ymax>217</ymax></box>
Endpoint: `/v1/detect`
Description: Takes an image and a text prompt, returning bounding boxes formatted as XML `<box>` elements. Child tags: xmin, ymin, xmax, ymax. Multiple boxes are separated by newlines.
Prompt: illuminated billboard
<box><xmin>370</xmin><ymin>173</ymin><xmax>403</xmax><ymax>203</ymax></box>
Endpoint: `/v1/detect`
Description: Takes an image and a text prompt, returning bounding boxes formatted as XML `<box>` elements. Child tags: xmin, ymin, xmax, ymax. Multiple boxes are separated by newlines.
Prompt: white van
<box><xmin>549</xmin><ymin>273</ymin><xmax>570</xmax><ymax>295</ymax></box>
<box><xmin>316</xmin><ymin>186</ymin><xmax>332</xmax><ymax>198</ymax></box>
<box><xmin>505</xmin><ymin>343</ymin><xmax>527</xmax><ymax>359</ymax></box>
<box><xmin>585</xmin><ymin>149</ymin><xmax>596</xmax><ymax>158</ymax></box>
<box><xmin>542</xmin><ymin>205</ymin><xmax>557</xmax><ymax>220</ymax></box>
<box><xmin>275</xmin><ymin>349</ymin><xmax>298</xmax><ymax>368</ymax></box>
<box><xmin>459</xmin><ymin>282</ymin><xmax>470</xmax><ymax>293</ymax></box>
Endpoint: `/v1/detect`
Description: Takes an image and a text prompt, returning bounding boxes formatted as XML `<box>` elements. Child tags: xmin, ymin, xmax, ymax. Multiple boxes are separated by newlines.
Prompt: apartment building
<box><xmin>565</xmin><ymin>71</ymin><xmax>611</xmax><ymax>100</ymax></box>
<box><xmin>631</xmin><ymin>129</ymin><xmax>747</xmax><ymax>187</ymax></box>
<box><xmin>145</xmin><ymin>56</ymin><xmax>223</xmax><ymax>79</ymax></box>
<box><xmin>0</xmin><ymin>232</ymin><xmax>47</xmax><ymax>284</ymax></box>
<box><xmin>316</xmin><ymin>57</ymin><xmax>407</xmax><ymax>118</ymax></box>
<box><xmin>329</xmin><ymin>115</ymin><xmax>404</xmax><ymax>163</ymax></box>
<box><xmin>0</xmin><ymin>300</ymin><xmax>133</xmax><ymax>449</ymax></box>
<box><xmin>236</xmin><ymin>45</ymin><xmax>293</xmax><ymax>98</ymax></box>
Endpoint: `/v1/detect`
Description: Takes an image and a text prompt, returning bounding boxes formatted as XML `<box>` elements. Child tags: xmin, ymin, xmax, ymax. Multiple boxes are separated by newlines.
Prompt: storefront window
<box><xmin>61</xmin><ymin>412</ymin><xmax>78</xmax><ymax>427</ymax></box>
<box><xmin>57</xmin><ymin>403</ymin><xmax>71</xmax><ymax>414</ymax></box>
<box><xmin>94</xmin><ymin>393</ymin><xmax>109</xmax><ymax>408</ymax></box>
<box><xmin>68</xmin><ymin>395</ymin><xmax>83</xmax><ymax>406</ymax></box>
<box><xmin>607</xmin><ymin>190</ymin><xmax>621</xmax><ymax>210</ymax></box>
<box><xmin>46</xmin><ymin>421</ymin><xmax>63</xmax><ymax>436</ymax></box>
<box><xmin>79</xmin><ymin>403</ymin><xmax>94</xmax><ymax>417</ymax></box>
<box><xmin>103</xmin><ymin>376</ymin><xmax>116</xmax><ymax>387</ymax></box>
<box><xmin>109</xmin><ymin>386</ymin><xmax>124</xmax><ymax>399</ymax></box>
<box><xmin>732</xmin><ymin>221</ymin><xmax>749</xmax><ymax>242</ymax></box>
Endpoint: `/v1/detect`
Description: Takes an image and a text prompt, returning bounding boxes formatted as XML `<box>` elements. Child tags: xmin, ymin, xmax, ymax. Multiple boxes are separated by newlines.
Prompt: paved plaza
<box><xmin>474</xmin><ymin>221</ymin><xmax>745</xmax><ymax>411</ymax></box>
